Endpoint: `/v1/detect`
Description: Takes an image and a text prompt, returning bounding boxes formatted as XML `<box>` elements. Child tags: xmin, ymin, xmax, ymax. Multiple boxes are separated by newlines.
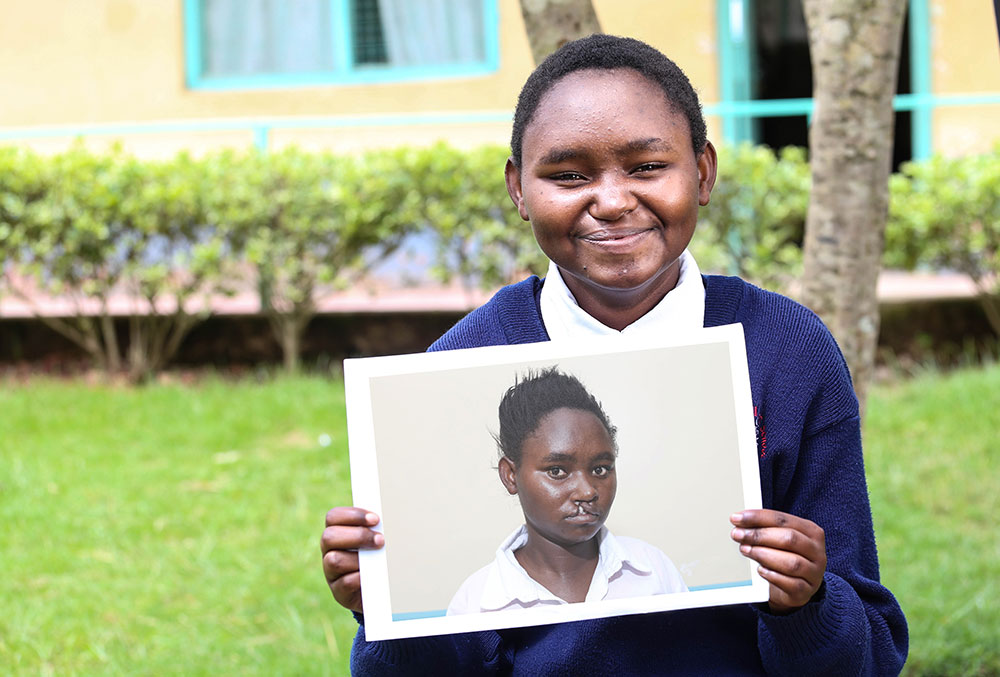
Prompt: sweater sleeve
<box><xmin>350</xmin><ymin>617</ymin><xmax>508</xmax><ymax>675</ymax></box>
<box><xmin>754</xmin><ymin>415</ymin><xmax>908</xmax><ymax>676</ymax></box>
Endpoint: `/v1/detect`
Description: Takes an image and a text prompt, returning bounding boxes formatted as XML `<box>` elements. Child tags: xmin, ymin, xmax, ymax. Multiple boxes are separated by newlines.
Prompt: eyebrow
<box><xmin>539</xmin><ymin>147</ymin><xmax>584</xmax><ymax>165</ymax></box>
<box><xmin>538</xmin><ymin>137</ymin><xmax>672</xmax><ymax>165</ymax></box>
<box><xmin>540</xmin><ymin>451</ymin><xmax>616</xmax><ymax>463</ymax></box>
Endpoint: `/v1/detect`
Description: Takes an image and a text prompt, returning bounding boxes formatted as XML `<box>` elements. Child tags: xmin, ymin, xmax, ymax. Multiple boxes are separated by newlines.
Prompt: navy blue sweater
<box><xmin>350</xmin><ymin>275</ymin><xmax>908</xmax><ymax>676</ymax></box>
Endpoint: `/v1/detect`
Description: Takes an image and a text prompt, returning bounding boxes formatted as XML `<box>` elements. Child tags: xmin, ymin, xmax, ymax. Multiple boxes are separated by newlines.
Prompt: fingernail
<box><xmin>730</xmin><ymin>512</ymin><xmax>743</xmax><ymax>523</ymax></box>
<box><xmin>758</xmin><ymin>565</ymin><xmax>770</xmax><ymax>575</ymax></box>
<box><xmin>731</xmin><ymin>528</ymin><xmax>745</xmax><ymax>540</ymax></box>
<box><xmin>740</xmin><ymin>544</ymin><xmax>751</xmax><ymax>555</ymax></box>
<box><xmin>365</xmin><ymin>512</ymin><xmax>379</xmax><ymax>525</ymax></box>
<box><xmin>373</xmin><ymin>533</ymin><xmax>385</xmax><ymax>547</ymax></box>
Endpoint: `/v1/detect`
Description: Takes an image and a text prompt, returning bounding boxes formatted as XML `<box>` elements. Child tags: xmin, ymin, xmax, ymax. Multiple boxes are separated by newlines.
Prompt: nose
<box><xmin>588</xmin><ymin>172</ymin><xmax>638</xmax><ymax>221</ymax></box>
<box><xmin>570</xmin><ymin>472</ymin><xmax>598</xmax><ymax>503</ymax></box>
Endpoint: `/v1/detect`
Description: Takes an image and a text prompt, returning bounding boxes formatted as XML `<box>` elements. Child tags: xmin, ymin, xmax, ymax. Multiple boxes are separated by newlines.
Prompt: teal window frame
<box><xmin>183</xmin><ymin>0</ymin><xmax>500</xmax><ymax>91</ymax></box>
<box><xmin>713</xmin><ymin>0</ymin><xmax>933</xmax><ymax>158</ymax></box>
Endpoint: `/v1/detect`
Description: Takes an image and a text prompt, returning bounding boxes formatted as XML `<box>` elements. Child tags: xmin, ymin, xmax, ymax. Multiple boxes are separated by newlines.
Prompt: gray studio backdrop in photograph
<box><xmin>368</xmin><ymin>341</ymin><xmax>747</xmax><ymax>617</ymax></box>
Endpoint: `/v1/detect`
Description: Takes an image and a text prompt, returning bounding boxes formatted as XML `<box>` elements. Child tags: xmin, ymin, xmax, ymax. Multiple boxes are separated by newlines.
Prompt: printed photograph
<box><xmin>345</xmin><ymin>325</ymin><xmax>768</xmax><ymax>640</ymax></box>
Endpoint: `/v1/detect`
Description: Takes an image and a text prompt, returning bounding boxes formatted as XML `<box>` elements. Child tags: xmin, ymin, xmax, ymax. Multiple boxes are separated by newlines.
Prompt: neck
<box><xmin>514</xmin><ymin>526</ymin><xmax>600</xmax><ymax>588</ymax></box>
<box><xmin>562</xmin><ymin>262</ymin><xmax>680</xmax><ymax>331</ymax></box>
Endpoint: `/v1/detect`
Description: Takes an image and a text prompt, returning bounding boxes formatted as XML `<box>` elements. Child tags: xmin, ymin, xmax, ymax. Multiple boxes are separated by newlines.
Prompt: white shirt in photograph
<box><xmin>446</xmin><ymin>525</ymin><xmax>688</xmax><ymax>615</ymax></box>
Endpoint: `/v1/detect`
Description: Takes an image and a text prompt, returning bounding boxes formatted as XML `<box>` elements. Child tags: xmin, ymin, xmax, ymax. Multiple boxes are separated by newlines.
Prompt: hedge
<box><xmin>2</xmin><ymin>141</ymin><xmax>997</xmax><ymax>376</ymax></box>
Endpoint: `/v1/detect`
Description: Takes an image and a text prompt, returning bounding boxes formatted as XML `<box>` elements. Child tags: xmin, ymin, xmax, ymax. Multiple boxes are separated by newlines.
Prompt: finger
<box><xmin>320</xmin><ymin>524</ymin><xmax>385</xmax><ymax>555</ymax></box>
<box><xmin>323</xmin><ymin>548</ymin><xmax>359</xmax><ymax>581</ymax></box>
<box><xmin>730</xmin><ymin>526</ymin><xmax>825</xmax><ymax>562</ymax></box>
<box><xmin>755</xmin><ymin>564</ymin><xmax>821</xmax><ymax>611</ymax></box>
<box><xmin>730</xmin><ymin>509</ymin><xmax>823</xmax><ymax>539</ymax></box>
<box><xmin>329</xmin><ymin>570</ymin><xmax>364</xmax><ymax>613</ymax></box>
<box><xmin>326</xmin><ymin>506</ymin><xmax>380</xmax><ymax>528</ymax></box>
<box><xmin>738</xmin><ymin>544</ymin><xmax>822</xmax><ymax>585</ymax></box>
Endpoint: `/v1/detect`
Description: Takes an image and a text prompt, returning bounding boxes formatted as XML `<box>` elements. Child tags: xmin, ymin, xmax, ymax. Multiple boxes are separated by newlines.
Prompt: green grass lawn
<box><xmin>2</xmin><ymin>366</ymin><xmax>997</xmax><ymax>675</ymax></box>
<box><xmin>1</xmin><ymin>376</ymin><xmax>357</xmax><ymax>676</ymax></box>
<box><xmin>865</xmin><ymin>365</ymin><xmax>1000</xmax><ymax>677</ymax></box>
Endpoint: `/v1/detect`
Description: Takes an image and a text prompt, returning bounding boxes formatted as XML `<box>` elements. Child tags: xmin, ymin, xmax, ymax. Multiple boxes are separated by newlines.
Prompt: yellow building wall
<box><xmin>0</xmin><ymin>0</ymin><xmax>719</xmax><ymax>156</ymax></box>
<box><xmin>929</xmin><ymin>0</ymin><xmax>1000</xmax><ymax>156</ymax></box>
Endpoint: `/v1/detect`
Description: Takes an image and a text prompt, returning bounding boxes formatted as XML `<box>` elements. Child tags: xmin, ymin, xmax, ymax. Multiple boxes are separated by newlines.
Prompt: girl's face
<box><xmin>506</xmin><ymin>68</ymin><xmax>716</xmax><ymax>314</ymax></box>
<box><xmin>499</xmin><ymin>407</ymin><xmax>617</xmax><ymax>549</ymax></box>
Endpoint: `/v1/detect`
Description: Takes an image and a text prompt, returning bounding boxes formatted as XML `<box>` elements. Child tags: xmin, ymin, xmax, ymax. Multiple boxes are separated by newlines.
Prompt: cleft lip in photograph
<box><xmin>344</xmin><ymin>323</ymin><xmax>768</xmax><ymax>641</ymax></box>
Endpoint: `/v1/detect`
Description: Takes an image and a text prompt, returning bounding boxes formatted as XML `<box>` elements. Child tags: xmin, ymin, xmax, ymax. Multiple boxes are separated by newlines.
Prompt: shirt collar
<box><xmin>539</xmin><ymin>250</ymin><xmax>706</xmax><ymax>341</ymax></box>
<box><xmin>478</xmin><ymin>525</ymin><xmax>655</xmax><ymax>611</ymax></box>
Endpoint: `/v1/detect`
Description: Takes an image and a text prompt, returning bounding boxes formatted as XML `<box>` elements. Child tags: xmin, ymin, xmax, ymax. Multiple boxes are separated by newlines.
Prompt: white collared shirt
<box><xmin>539</xmin><ymin>250</ymin><xmax>706</xmax><ymax>340</ymax></box>
<box><xmin>446</xmin><ymin>525</ymin><xmax>687</xmax><ymax>615</ymax></box>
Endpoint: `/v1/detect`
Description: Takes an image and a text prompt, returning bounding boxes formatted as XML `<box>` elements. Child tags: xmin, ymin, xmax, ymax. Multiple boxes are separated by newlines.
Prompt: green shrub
<box><xmin>0</xmin><ymin>143</ymin><xmax>225</xmax><ymax>380</ymax></box>
<box><xmin>420</xmin><ymin>143</ymin><xmax>545</xmax><ymax>288</ymax></box>
<box><xmin>887</xmin><ymin>145</ymin><xmax>1000</xmax><ymax>335</ymax></box>
<box><xmin>695</xmin><ymin>144</ymin><xmax>810</xmax><ymax>293</ymax></box>
<box><xmin>201</xmin><ymin>146</ymin><xmax>424</xmax><ymax>371</ymax></box>
<box><xmin>11</xmin><ymin>140</ymin><xmax>998</xmax><ymax>378</ymax></box>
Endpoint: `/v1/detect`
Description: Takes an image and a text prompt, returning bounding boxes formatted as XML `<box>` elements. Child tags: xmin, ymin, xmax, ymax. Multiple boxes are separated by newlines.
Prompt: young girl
<box><xmin>321</xmin><ymin>34</ymin><xmax>908</xmax><ymax>674</ymax></box>
<box><xmin>447</xmin><ymin>367</ymin><xmax>686</xmax><ymax>616</ymax></box>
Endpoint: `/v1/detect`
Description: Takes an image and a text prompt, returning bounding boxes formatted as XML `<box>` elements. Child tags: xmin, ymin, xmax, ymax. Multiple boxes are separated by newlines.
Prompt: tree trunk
<box><xmin>281</xmin><ymin>317</ymin><xmax>301</xmax><ymax>373</ymax></box>
<box><xmin>801</xmin><ymin>0</ymin><xmax>908</xmax><ymax>414</ymax></box>
<box><xmin>518</xmin><ymin>0</ymin><xmax>601</xmax><ymax>64</ymax></box>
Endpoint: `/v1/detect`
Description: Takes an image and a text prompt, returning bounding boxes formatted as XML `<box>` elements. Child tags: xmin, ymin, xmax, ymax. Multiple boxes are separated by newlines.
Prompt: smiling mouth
<box><xmin>578</xmin><ymin>228</ymin><xmax>656</xmax><ymax>249</ymax></box>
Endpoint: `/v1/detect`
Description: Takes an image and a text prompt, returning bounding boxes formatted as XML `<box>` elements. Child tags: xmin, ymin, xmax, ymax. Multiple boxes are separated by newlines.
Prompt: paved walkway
<box><xmin>0</xmin><ymin>270</ymin><xmax>982</xmax><ymax>319</ymax></box>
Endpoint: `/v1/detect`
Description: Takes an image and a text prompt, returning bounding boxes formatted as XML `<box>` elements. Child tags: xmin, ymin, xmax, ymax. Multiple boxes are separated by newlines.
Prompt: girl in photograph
<box><xmin>446</xmin><ymin>367</ymin><xmax>686</xmax><ymax>615</ymax></box>
<box><xmin>321</xmin><ymin>34</ymin><xmax>908</xmax><ymax>675</ymax></box>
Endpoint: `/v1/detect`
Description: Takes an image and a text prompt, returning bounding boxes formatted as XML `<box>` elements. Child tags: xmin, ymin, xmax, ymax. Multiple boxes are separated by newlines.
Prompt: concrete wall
<box><xmin>0</xmin><ymin>1</ymin><xmax>719</xmax><ymax>156</ymax></box>
<box><xmin>929</xmin><ymin>0</ymin><xmax>1000</xmax><ymax>156</ymax></box>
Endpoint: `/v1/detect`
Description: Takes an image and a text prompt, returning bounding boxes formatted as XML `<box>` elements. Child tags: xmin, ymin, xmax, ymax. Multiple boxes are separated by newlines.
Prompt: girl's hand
<box><xmin>321</xmin><ymin>507</ymin><xmax>384</xmax><ymax>613</ymax></box>
<box><xmin>730</xmin><ymin>509</ymin><xmax>826</xmax><ymax>615</ymax></box>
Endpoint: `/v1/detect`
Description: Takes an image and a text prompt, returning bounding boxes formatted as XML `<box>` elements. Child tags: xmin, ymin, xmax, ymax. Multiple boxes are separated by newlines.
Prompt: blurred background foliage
<box><xmin>886</xmin><ymin>147</ymin><xmax>1000</xmax><ymax>336</ymax></box>
<box><xmin>2</xmin><ymin>141</ymin><xmax>999</xmax><ymax>377</ymax></box>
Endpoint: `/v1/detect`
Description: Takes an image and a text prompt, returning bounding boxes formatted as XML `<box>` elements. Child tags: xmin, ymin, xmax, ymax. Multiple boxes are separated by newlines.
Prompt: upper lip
<box><xmin>565</xmin><ymin>505</ymin><xmax>600</xmax><ymax>519</ymax></box>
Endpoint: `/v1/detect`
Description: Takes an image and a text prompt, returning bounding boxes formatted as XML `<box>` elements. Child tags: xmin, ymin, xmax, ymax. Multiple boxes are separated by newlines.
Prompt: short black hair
<box><xmin>510</xmin><ymin>34</ymin><xmax>708</xmax><ymax>167</ymax></box>
<box><xmin>495</xmin><ymin>366</ymin><xmax>617</xmax><ymax>465</ymax></box>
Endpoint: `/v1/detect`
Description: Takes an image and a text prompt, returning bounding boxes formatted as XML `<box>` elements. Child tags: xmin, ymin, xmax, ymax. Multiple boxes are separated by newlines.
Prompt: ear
<box><xmin>697</xmin><ymin>141</ymin><xmax>719</xmax><ymax>207</ymax></box>
<box><xmin>498</xmin><ymin>456</ymin><xmax>518</xmax><ymax>496</ymax></box>
<box><xmin>504</xmin><ymin>158</ymin><xmax>530</xmax><ymax>222</ymax></box>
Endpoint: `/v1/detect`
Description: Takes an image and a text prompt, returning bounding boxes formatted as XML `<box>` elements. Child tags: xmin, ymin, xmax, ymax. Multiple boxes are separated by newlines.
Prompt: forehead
<box><xmin>524</xmin><ymin>68</ymin><xmax>690</xmax><ymax>151</ymax></box>
<box><xmin>521</xmin><ymin>408</ymin><xmax>613</xmax><ymax>457</ymax></box>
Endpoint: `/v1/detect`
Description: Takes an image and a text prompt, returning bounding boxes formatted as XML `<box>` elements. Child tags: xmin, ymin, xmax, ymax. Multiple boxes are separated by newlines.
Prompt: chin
<box><xmin>588</xmin><ymin>266</ymin><xmax>673</xmax><ymax>293</ymax></box>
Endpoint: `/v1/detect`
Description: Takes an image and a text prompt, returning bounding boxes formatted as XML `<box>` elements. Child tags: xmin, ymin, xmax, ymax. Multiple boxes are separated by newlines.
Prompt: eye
<box><xmin>546</xmin><ymin>466</ymin><xmax>567</xmax><ymax>479</ymax></box>
<box><xmin>592</xmin><ymin>464</ymin><xmax>614</xmax><ymax>477</ymax></box>
<box><xmin>632</xmin><ymin>162</ymin><xmax>666</xmax><ymax>174</ymax></box>
<box><xmin>549</xmin><ymin>171</ymin><xmax>587</xmax><ymax>183</ymax></box>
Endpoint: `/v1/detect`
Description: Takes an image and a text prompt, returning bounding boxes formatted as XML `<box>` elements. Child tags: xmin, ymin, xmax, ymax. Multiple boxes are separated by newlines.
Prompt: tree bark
<box><xmin>518</xmin><ymin>0</ymin><xmax>601</xmax><ymax>64</ymax></box>
<box><xmin>801</xmin><ymin>0</ymin><xmax>908</xmax><ymax>414</ymax></box>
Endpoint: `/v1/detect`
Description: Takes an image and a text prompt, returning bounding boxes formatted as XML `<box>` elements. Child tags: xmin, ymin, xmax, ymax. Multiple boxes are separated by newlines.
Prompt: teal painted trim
<box><xmin>5</xmin><ymin>93</ymin><xmax>997</xmax><ymax>143</ymax></box>
<box><xmin>716</xmin><ymin>0</ymin><xmax>756</xmax><ymax>143</ymax></box>
<box><xmin>182</xmin><ymin>0</ymin><xmax>203</xmax><ymax>89</ymax></box>
<box><xmin>253</xmin><ymin>126</ymin><xmax>269</xmax><ymax>152</ymax></box>
<box><xmin>688</xmin><ymin>579</ymin><xmax>753</xmax><ymax>592</ymax></box>
<box><xmin>331</xmin><ymin>0</ymin><xmax>352</xmax><ymax>71</ymax></box>
<box><xmin>893</xmin><ymin>92</ymin><xmax>1000</xmax><ymax>109</ymax></box>
<box><xmin>189</xmin><ymin>60</ymin><xmax>497</xmax><ymax>91</ymax></box>
<box><xmin>482</xmin><ymin>0</ymin><xmax>501</xmax><ymax>73</ymax></box>
<box><xmin>392</xmin><ymin>609</ymin><xmax>447</xmax><ymax>621</ymax></box>
<box><xmin>909</xmin><ymin>0</ymin><xmax>933</xmax><ymax>159</ymax></box>
<box><xmin>0</xmin><ymin>111</ymin><xmax>515</xmax><ymax>141</ymax></box>
<box><xmin>705</xmin><ymin>98</ymin><xmax>814</xmax><ymax>117</ymax></box>
<box><xmin>701</xmin><ymin>92</ymin><xmax>1000</xmax><ymax>120</ymax></box>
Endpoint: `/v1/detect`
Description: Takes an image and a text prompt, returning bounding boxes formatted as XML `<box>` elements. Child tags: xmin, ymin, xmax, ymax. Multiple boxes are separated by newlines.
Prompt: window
<box><xmin>714</xmin><ymin>0</ymin><xmax>931</xmax><ymax>165</ymax></box>
<box><xmin>184</xmin><ymin>0</ymin><xmax>499</xmax><ymax>90</ymax></box>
